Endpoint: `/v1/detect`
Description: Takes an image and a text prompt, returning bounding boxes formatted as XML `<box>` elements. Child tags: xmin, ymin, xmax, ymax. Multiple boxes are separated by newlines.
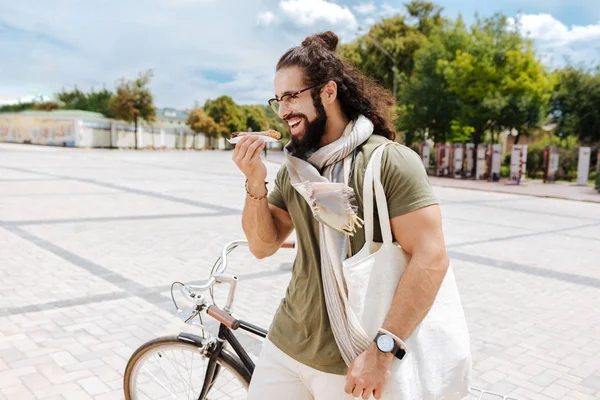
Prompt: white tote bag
<box><xmin>342</xmin><ymin>143</ymin><xmax>472</xmax><ymax>400</ymax></box>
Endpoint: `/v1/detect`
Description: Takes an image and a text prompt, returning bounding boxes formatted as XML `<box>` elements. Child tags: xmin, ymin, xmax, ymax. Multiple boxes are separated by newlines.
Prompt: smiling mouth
<box><xmin>286</xmin><ymin>117</ymin><xmax>304</xmax><ymax>135</ymax></box>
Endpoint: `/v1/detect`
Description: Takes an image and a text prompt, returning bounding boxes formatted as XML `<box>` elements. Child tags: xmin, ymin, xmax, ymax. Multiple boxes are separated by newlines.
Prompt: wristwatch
<box><xmin>374</xmin><ymin>332</ymin><xmax>406</xmax><ymax>360</ymax></box>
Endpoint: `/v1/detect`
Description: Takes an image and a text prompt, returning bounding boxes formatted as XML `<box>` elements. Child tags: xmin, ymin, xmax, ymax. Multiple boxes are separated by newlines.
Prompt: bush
<box><xmin>525</xmin><ymin>134</ymin><xmax>582</xmax><ymax>180</ymax></box>
<box><xmin>526</xmin><ymin>143</ymin><xmax>545</xmax><ymax>179</ymax></box>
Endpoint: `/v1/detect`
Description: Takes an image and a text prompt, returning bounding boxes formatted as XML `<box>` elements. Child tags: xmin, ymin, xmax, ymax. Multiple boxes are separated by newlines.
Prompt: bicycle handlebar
<box><xmin>180</xmin><ymin>239</ymin><xmax>296</xmax><ymax>313</ymax></box>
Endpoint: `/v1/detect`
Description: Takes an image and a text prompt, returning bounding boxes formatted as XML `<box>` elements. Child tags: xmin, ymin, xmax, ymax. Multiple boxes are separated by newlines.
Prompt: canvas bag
<box><xmin>341</xmin><ymin>142</ymin><xmax>472</xmax><ymax>399</ymax></box>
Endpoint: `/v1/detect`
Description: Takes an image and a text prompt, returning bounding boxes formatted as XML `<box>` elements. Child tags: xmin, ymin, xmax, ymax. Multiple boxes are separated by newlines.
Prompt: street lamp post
<box><xmin>358</xmin><ymin>27</ymin><xmax>397</xmax><ymax>100</ymax></box>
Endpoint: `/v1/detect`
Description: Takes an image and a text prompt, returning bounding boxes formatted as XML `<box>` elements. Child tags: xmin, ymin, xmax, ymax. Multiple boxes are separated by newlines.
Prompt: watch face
<box><xmin>377</xmin><ymin>334</ymin><xmax>395</xmax><ymax>352</ymax></box>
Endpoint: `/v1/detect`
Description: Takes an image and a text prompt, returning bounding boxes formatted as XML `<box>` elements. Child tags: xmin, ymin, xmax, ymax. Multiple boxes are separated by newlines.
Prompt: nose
<box><xmin>278</xmin><ymin>103</ymin><xmax>291</xmax><ymax>120</ymax></box>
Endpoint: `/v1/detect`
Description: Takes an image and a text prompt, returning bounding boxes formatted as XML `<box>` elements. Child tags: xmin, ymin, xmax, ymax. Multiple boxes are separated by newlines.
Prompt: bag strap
<box><xmin>373</xmin><ymin>143</ymin><xmax>394</xmax><ymax>244</ymax></box>
<box><xmin>363</xmin><ymin>142</ymin><xmax>394</xmax><ymax>245</ymax></box>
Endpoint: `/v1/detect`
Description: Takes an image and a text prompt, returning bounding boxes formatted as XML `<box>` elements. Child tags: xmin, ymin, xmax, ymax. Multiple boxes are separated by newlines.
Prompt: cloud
<box><xmin>257</xmin><ymin>11</ymin><xmax>276</xmax><ymax>27</ymax></box>
<box><xmin>353</xmin><ymin>3</ymin><xmax>376</xmax><ymax>16</ymax></box>
<box><xmin>380</xmin><ymin>3</ymin><xmax>405</xmax><ymax>17</ymax></box>
<box><xmin>279</xmin><ymin>0</ymin><xmax>358</xmax><ymax>29</ymax></box>
<box><xmin>512</xmin><ymin>13</ymin><xmax>600</xmax><ymax>45</ymax></box>
<box><xmin>0</xmin><ymin>1</ymin><xmax>301</xmax><ymax>108</ymax></box>
<box><xmin>0</xmin><ymin>0</ymin><xmax>364</xmax><ymax>108</ymax></box>
<box><xmin>509</xmin><ymin>13</ymin><xmax>600</xmax><ymax>66</ymax></box>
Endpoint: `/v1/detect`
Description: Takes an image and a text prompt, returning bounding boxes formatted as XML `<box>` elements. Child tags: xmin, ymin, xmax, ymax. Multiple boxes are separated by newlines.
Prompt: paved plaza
<box><xmin>0</xmin><ymin>143</ymin><xmax>599</xmax><ymax>400</ymax></box>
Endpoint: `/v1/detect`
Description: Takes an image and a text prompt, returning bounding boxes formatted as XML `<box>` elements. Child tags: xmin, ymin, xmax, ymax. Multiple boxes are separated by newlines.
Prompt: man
<box><xmin>233</xmin><ymin>31</ymin><xmax>467</xmax><ymax>399</ymax></box>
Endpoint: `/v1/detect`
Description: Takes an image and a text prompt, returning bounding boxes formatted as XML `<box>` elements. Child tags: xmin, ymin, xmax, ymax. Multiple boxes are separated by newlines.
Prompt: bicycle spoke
<box><xmin>151</xmin><ymin>353</ymin><xmax>180</xmax><ymax>398</ymax></box>
<box><xmin>141</xmin><ymin>365</ymin><xmax>179</xmax><ymax>399</ymax></box>
<box><xmin>128</xmin><ymin>340</ymin><xmax>247</xmax><ymax>400</ymax></box>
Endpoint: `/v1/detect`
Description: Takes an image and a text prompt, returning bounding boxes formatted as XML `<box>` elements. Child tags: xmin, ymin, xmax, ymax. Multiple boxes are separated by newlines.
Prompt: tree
<box><xmin>33</xmin><ymin>101</ymin><xmax>60</xmax><ymax>111</ymax></box>
<box><xmin>550</xmin><ymin>67</ymin><xmax>600</xmax><ymax>145</ymax></box>
<box><xmin>339</xmin><ymin>1</ymin><xmax>445</xmax><ymax>100</ymax></box>
<box><xmin>57</xmin><ymin>87</ymin><xmax>113</xmax><ymax>117</ymax></box>
<box><xmin>0</xmin><ymin>102</ymin><xmax>36</xmax><ymax>113</ymax></box>
<box><xmin>241</xmin><ymin>105</ymin><xmax>268</xmax><ymax>132</ymax></box>
<box><xmin>396</xmin><ymin>16</ymin><xmax>471</xmax><ymax>144</ymax></box>
<box><xmin>204</xmin><ymin>96</ymin><xmax>246</xmax><ymax>136</ymax></box>
<box><xmin>186</xmin><ymin>108</ymin><xmax>223</xmax><ymax>149</ymax></box>
<box><xmin>437</xmin><ymin>13</ymin><xmax>552</xmax><ymax>144</ymax></box>
<box><xmin>108</xmin><ymin>70</ymin><xmax>156</xmax><ymax>149</ymax></box>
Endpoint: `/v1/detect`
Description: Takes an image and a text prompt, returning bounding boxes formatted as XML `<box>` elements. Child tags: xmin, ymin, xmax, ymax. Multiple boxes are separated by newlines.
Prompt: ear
<box><xmin>321</xmin><ymin>80</ymin><xmax>337</xmax><ymax>105</ymax></box>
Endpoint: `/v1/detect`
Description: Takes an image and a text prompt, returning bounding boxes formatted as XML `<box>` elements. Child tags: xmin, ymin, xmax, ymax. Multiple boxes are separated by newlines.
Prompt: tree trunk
<box><xmin>472</xmin><ymin>130</ymin><xmax>482</xmax><ymax>145</ymax></box>
<box><xmin>134</xmin><ymin>117</ymin><xmax>138</xmax><ymax>149</ymax></box>
<box><xmin>513</xmin><ymin>130</ymin><xmax>521</xmax><ymax>145</ymax></box>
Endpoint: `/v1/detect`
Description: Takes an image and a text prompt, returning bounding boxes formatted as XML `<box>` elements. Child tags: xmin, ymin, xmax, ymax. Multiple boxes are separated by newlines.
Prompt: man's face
<box><xmin>273</xmin><ymin>67</ymin><xmax>327</xmax><ymax>159</ymax></box>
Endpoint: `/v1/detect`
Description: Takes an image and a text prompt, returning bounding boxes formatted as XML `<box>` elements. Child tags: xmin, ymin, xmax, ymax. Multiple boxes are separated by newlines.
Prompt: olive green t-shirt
<box><xmin>267</xmin><ymin>134</ymin><xmax>438</xmax><ymax>375</ymax></box>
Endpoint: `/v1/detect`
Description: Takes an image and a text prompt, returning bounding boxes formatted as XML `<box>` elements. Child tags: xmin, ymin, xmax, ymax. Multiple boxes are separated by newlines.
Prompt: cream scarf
<box><xmin>285</xmin><ymin>115</ymin><xmax>375</xmax><ymax>365</ymax></box>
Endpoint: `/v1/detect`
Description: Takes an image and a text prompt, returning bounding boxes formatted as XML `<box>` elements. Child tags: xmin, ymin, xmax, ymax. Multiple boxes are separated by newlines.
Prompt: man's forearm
<box><xmin>242</xmin><ymin>181</ymin><xmax>279</xmax><ymax>258</ymax></box>
<box><xmin>382</xmin><ymin>250</ymin><xmax>449</xmax><ymax>342</ymax></box>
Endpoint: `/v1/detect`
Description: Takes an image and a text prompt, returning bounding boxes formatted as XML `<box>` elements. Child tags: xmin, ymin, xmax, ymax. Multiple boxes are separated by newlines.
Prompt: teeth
<box><xmin>289</xmin><ymin>120</ymin><xmax>301</xmax><ymax>128</ymax></box>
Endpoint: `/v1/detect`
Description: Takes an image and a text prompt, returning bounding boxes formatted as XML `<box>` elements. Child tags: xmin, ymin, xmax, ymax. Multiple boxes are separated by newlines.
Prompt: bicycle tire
<box><xmin>124</xmin><ymin>335</ymin><xmax>251</xmax><ymax>400</ymax></box>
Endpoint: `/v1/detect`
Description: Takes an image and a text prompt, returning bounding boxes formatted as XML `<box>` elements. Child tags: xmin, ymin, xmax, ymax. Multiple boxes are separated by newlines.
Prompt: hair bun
<box><xmin>302</xmin><ymin>31</ymin><xmax>339</xmax><ymax>52</ymax></box>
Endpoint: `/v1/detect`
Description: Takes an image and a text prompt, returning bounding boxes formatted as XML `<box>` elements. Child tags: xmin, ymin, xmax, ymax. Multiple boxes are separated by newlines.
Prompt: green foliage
<box><xmin>241</xmin><ymin>105</ymin><xmax>268</xmax><ymax>132</ymax></box>
<box><xmin>395</xmin><ymin>17</ymin><xmax>469</xmax><ymax>143</ymax></box>
<box><xmin>550</xmin><ymin>67</ymin><xmax>600</xmax><ymax>145</ymax></box>
<box><xmin>0</xmin><ymin>102</ymin><xmax>36</xmax><ymax>113</ymax></box>
<box><xmin>436</xmin><ymin>13</ymin><xmax>552</xmax><ymax>145</ymax></box>
<box><xmin>526</xmin><ymin>134</ymin><xmax>580</xmax><ymax>179</ymax></box>
<box><xmin>186</xmin><ymin>108</ymin><xmax>222</xmax><ymax>137</ymax></box>
<box><xmin>57</xmin><ymin>87</ymin><xmax>113</xmax><ymax>116</ymax></box>
<box><xmin>204</xmin><ymin>96</ymin><xmax>246</xmax><ymax>136</ymax></box>
<box><xmin>339</xmin><ymin>1</ymin><xmax>445</xmax><ymax>98</ymax></box>
<box><xmin>108</xmin><ymin>70</ymin><xmax>156</xmax><ymax>149</ymax></box>
<box><xmin>449</xmin><ymin>119</ymin><xmax>474</xmax><ymax>143</ymax></box>
<box><xmin>344</xmin><ymin>7</ymin><xmax>554</xmax><ymax>147</ymax></box>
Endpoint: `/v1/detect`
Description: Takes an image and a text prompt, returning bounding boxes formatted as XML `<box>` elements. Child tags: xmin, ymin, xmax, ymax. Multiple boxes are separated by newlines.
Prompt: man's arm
<box><xmin>233</xmin><ymin>135</ymin><xmax>294</xmax><ymax>259</ymax></box>
<box><xmin>242</xmin><ymin>197</ymin><xmax>294</xmax><ymax>259</ymax></box>
<box><xmin>345</xmin><ymin>204</ymin><xmax>448</xmax><ymax>400</ymax></box>
<box><xmin>382</xmin><ymin>203</ymin><xmax>449</xmax><ymax>340</ymax></box>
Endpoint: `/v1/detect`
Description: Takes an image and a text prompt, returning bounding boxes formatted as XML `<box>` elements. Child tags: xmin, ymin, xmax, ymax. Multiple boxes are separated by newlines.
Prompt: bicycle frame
<box><xmin>179</xmin><ymin>318</ymin><xmax>268</xmax><ymax>400</ymax></box>
<box><xmin>169</xmin><ymin>238</ymin><xmax>519</xmax><ymax>400</ymax></box>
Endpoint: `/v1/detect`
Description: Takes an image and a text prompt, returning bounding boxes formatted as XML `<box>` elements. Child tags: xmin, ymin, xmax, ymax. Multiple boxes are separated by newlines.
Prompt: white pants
<box><xmin>247</xmin><ymin>339</ymin><xmax>355</xmax><ymax>400</ymax></box>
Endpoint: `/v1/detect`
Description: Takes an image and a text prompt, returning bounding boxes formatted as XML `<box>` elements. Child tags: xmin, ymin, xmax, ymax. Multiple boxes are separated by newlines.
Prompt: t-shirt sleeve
<box><xmin>268</xmin><ymin>166</ymin><xmax>288</xmax><ymax>211</ymax></box>
<box><xmin>380</xmin><ymin>144</ymin><xmax>438</xmax><ymax>218</ymax></box>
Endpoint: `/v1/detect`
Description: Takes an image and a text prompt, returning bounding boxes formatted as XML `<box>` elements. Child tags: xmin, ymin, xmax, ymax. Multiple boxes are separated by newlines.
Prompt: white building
<box><xmin>0</xmin><ymin>109</ymin><xmax>222</xmax><ymax>150</ymax></box>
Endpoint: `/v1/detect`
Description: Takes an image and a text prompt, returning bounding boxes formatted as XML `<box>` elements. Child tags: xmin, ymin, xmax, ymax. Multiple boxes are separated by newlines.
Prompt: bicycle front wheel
<box><xmin>124</xmin><ymin>336</ymin><xmax>250</xmax><ymax>400</ymax></box>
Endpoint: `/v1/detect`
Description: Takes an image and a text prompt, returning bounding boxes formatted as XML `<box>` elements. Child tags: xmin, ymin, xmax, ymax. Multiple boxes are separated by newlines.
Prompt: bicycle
<box><xmin>123</xmin><ymin>239</ymin><xmax>520</xmax><ymax>400</ymax></box>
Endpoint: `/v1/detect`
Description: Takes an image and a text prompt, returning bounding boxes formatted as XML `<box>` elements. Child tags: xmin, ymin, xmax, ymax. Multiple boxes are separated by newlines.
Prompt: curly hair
<box><xmin>276</xmin><ymin>31</ymin><xmax>396</xmax><ymax>141</ymax></box>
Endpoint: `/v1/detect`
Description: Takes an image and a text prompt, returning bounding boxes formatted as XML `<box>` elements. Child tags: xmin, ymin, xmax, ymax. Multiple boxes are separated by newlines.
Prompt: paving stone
<box><xmin>77</xmin><ymin>376</ymin><xmax>110</xmax><ymax>396</ymax></box>
<box><xmin>1</xmin><ymin>146</ymin><xmax>599</xmax><ymax>399</ymax></box>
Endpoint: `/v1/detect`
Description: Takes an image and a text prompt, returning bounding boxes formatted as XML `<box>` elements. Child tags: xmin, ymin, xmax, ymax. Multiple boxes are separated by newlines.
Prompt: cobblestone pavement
<box><xmin>427</xmin><ymin>176</ymin><xmax>600</xmax><ymax>204</ymax></box>
<box><xmin>1</xmin><ymin>143</ymin><xmax>599</xmax><ymax>400</ymax></box>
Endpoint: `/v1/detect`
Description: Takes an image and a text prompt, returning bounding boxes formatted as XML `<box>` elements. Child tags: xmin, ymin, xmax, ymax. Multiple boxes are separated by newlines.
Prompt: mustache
<box><xmin>284</xmin><ymin>113</ymin><xmax>308</xmax><ymax>122</ymax></box>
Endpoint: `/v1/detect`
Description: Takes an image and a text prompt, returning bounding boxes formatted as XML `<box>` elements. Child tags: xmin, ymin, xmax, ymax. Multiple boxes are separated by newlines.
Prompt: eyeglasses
<box><xmin>268</xmin><ymin>83</ymin><xmax>323</xmax><ymax>115</ymax></box>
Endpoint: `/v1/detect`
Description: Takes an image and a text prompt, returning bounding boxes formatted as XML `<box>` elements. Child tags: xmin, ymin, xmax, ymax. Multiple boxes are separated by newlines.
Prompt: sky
<box><xmin>1</xmin><ymin>0</ymin><xmax>600</xmax><ymax>109</ymax></box>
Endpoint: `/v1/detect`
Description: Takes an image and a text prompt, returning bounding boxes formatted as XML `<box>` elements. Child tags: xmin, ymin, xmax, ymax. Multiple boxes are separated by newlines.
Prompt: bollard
<box><xmin>518</xmin><ymin>147</ymin><xmax>523</xmax><ymax>184</ymax></box>
<box><xmin>596</xmin><ymin>150</ymin><xmax>600</xmax><ymax>192</ymax></box>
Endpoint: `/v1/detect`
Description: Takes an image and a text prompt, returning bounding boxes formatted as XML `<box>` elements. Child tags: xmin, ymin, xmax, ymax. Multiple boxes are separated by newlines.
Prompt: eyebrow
<box><xmin>275</xmin><ymin>89</ymin><xmax>297</xmax><ymax>98</ymax></box>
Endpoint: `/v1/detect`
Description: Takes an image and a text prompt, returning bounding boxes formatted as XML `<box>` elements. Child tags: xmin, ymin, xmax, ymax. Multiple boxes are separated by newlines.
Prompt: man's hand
<box><xmin>344</xmin><ymin>344</ymin><xmax>393</xmax><ymax>399</ymax></box>
<box><xmin>232</xmin><ymin>135</ymin><xmax>267</xmax><ymax>186</ymax></box>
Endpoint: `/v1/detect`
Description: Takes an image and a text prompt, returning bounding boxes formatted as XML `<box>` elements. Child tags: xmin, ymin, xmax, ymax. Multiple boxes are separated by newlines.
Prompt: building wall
<box><xmin>0</xmin><ymin>114</ymin><xmax>208</xmax><ymax>150</ymax></box>
<box><xmin>0</xmin><ymin>115</ymin><xmax>77</xmax><ymax>146</ymax></box>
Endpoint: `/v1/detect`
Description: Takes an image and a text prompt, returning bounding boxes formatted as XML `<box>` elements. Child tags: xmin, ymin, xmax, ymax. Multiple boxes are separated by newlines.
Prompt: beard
<box><xmin>286</xmin><ymin>96</ymin><xmax>327</xmax><ymax>160</ymax></box>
